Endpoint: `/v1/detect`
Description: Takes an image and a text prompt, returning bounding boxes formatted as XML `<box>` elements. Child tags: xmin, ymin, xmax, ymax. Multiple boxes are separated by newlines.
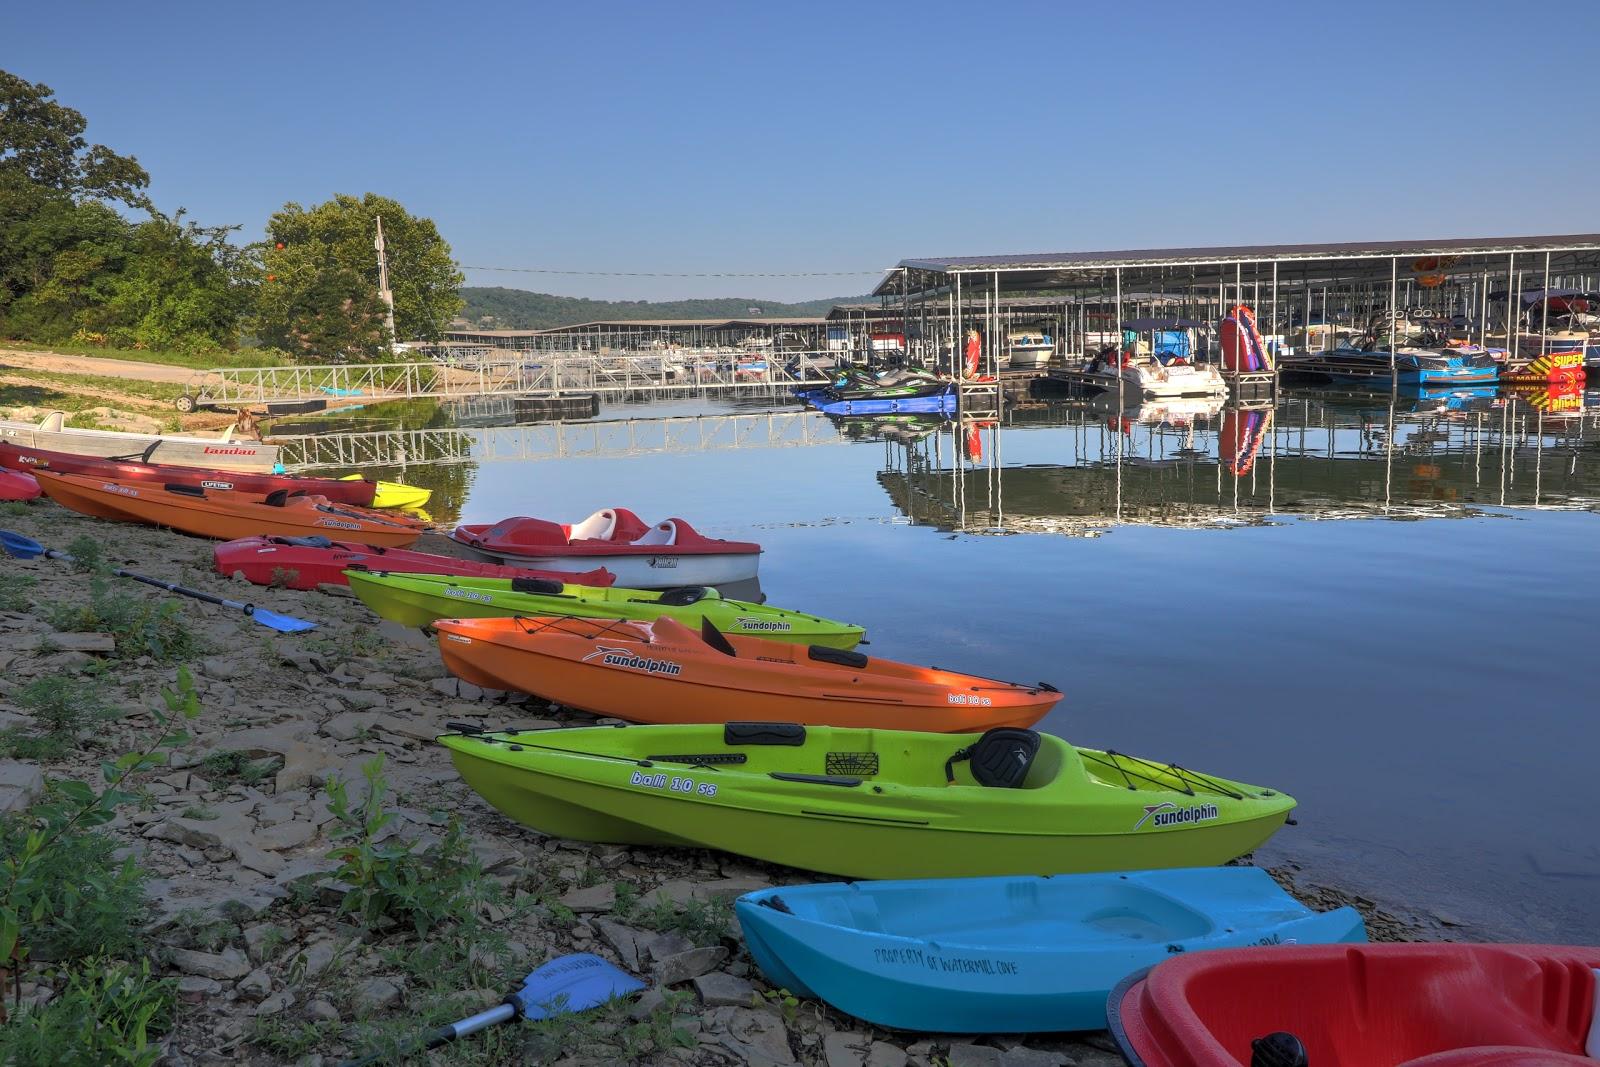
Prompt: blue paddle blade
<box><xmin>246</xmin><ymin>607</ymin><xmax>318</xmax><ymax>634</ymax></box>
<box><xmin>508</xmin><ymin>953</ymin><xmax>645</xmax><ymax>1021</ymax></box>
<box><xmin>0</xmin><ymin>530</ymin><xmax>45</xmax><ymax>560</ymax></box>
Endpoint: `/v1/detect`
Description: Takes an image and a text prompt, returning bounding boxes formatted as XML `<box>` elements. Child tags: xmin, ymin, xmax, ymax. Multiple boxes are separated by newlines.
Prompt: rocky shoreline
<box><xmin>0</xmin><ymin>501</ymin><xmax>1434</xmax><ymax>1066</ymax></box>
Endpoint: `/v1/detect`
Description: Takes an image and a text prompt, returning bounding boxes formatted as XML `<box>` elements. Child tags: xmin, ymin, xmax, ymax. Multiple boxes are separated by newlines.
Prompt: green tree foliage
<box><xmin>458</xmin><ymin>286</ymin><xmax>859</xmax><ymax>330</ymax></box>
<box><xmin>255</xmin><ymin>193</ymin><xmax>463</xmax><ymax>360</ymax></box>
<box><xmin>0</xmin><ymin>70</ymin><xmax>251</xmax><ymax>352</ymax></box>
<box><xmin>0</xmin><ymin>69</ymin><xmax>150</xmax><ymax>207</ymax></box>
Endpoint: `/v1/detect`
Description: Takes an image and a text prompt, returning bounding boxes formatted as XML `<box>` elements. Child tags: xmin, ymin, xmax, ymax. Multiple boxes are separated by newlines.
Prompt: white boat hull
<box><xmin>1084</xmin><ymin>364</ymin><xmax>1227</xmax><ymax>399</ymax></box>
<box><xmin>1006</xmin><ymin>346</ymin><xmax>1054</xmax><ymax>370</ymax></box>
<box><xmin>463</xmin><ymin>548</ymin><xmax>761</xmax><ymax>589</ymax></box>
<box><xmin>0</xmin><ymin>414</ymin><xmax>278</xmax><ymax>472</ymax></box>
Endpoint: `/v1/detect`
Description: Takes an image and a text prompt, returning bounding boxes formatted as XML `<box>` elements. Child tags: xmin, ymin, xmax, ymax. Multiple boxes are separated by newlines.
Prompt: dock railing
<box><xmin>179</xmin><ymin>350</ymin><xmax>845</xmax><ymax>411</ymax></box>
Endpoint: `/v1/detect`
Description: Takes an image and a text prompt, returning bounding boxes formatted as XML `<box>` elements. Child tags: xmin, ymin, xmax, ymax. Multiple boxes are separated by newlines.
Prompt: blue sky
<box><xmin>6</xmin><ymin>0</ymin><xmax>1598</xmax><ymax>301</ymax></box>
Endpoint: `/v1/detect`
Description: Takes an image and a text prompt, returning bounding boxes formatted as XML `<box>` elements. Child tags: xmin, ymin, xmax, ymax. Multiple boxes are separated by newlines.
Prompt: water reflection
<box><xmin>877</xmin><ymin>386</ymin><xmax>1600</xmax><ymax>536</ymax></box>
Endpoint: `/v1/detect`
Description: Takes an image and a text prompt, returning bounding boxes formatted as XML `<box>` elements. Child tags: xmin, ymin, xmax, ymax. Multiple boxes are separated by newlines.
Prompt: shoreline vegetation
<box><xmin>0</xmin><ymin>498</ymin><xmax>1441</xmax><ymax>1065</ymax></box>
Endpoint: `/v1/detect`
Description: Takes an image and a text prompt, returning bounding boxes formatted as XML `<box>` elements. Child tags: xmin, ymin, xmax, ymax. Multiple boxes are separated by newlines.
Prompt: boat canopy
<box><xmin>1121</xmin><ymin>317</ymin><xmax>1205</xmax><ymax>331</ymax></box>
<box><xmin>1487</xmin><ymin>287</ymin><xmax>1600</xmax><ymax>304</ymax></box>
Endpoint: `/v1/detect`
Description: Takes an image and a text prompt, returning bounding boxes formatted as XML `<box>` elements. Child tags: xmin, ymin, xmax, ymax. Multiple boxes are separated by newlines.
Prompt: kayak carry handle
<box><xmin>723</xmin><ymin>722</ymin><xmax>805</xmax><ymax>747</ymax></box>
<box><xmin>768</xmin><ymin>772</ymin><xmax>861</xmax><ymax>788</ymax></box>
<box><xmin>445</xmin><ymin>722</ymin><xmax>485</xmax><ymax>735</ymax></box>
<box><xmin>511</xmin><ymin>577</ymin><xmax>564</xmax><ymax>595</ymax></box>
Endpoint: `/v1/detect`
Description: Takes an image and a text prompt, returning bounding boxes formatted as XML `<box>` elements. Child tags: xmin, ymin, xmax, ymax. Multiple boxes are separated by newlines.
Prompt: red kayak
<box><xmin>1109</xmin><ymin>943</ymin><xmax>1600</xmax><ymax>1067</ymax></box>
<box><xmin>214</xmin><ymin>535</ymin><xmax>615</xmax><ymax>591</ymax></box>
<box><xmin>0</xmin><ymin>469</ymin><xmax>40</xmax><ymax>501</ymax></box>
<box><xmin>0</xmin><ymin>441</ymin><xmax>378</xmax><ymax>506</ymax></box>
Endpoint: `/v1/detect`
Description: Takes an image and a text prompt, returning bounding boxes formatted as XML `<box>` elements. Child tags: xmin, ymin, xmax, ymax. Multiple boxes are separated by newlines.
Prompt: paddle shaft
<box><xmin>39</xmin><ymin>547</ymin><xmax>299</xmax><ymax>623</ymax></box>
<box><xmin>335</xmin><ymin>1003</ymin><xmax>514</xmax><ymax>1067</ymax></box>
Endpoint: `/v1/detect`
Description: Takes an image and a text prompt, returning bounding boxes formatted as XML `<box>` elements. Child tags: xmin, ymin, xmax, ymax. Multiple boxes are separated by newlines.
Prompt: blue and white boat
<box><xmin>735</xmin><ymin>867</ymin><xmax>1365</xmax><ymax>1034</ymax></box>
<box><xmin>1316</xmin><ymin>343</ymin><xmax>1500</xmax><ymax>386</ymax></box>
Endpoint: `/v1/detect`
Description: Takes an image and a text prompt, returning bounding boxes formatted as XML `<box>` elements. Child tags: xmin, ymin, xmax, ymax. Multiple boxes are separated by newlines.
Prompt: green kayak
<box><xmin>436</xmin><ymin>723</ymin><xmax>1295</xmax><ymax>879</ymax></box>
<box><xmin>344</xmin><ymin>570</ymin><xmax>866</xmax><ymax>649</ymax></box>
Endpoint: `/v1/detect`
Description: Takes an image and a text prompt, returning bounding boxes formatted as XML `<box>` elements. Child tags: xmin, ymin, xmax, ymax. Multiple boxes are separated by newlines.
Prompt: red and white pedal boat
<box><xmin>451</xmin><ymin>507</ymin><xmax>760</xmax><ymax>589</ymax></box>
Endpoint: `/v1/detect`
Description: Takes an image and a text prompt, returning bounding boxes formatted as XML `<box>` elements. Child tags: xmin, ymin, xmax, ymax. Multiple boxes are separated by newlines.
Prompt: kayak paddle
<box><xmin>0</xmin><ymin>529</ymin><xmax>317</xmax><ymax>634</ymax></box>
<box><xmin>335</xmin><ymin>953</ymin><xmax>645</xmax><ymax>1067</ymax></box>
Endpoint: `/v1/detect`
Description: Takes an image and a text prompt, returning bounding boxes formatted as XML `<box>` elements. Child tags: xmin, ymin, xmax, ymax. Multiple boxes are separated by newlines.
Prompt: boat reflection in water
<box><xmin>875</xmin><ymin>386</ymin><xmax>1600</xmax><ymax>536</ymax></box>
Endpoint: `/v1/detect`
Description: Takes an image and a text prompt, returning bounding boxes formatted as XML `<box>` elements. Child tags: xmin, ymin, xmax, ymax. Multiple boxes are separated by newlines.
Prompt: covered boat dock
<box><xmin>868</xmin><ymin>234</ymin><xmax>1600</xmax><ymax>381</ymax></box>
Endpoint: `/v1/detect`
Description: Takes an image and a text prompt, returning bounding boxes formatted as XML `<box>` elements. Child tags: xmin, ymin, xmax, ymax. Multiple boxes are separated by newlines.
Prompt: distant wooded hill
<box><xmin>457</xmin><ymin>287</ymin><xmax>862</xmax><ymax>330</ymax></box>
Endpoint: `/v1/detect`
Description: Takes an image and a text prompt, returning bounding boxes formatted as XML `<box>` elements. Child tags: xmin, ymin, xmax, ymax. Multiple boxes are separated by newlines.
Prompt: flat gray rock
<box><xmin>652</xmin><ymin>945</ymin><xmax>728</xmax><ymax>986</ymax></box>
<box><xmin>692</xmin><ymin>970</ymin><xmax>754</xmax><ymax>1007</ymax></box>
<box><xmin>0</xmin><ymin>760</ymin><xmax>43</xmax><ymax>814</ymax></box>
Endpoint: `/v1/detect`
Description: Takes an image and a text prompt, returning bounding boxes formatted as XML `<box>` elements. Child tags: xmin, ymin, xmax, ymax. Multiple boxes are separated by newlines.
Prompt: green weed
<box><xmin>247</xmin><ymin>1017</ymin><xmax>335</xmax><ymax>1059</ymax></box>
<box><xmin>614</xmin><ymin>888</ymin><xmax>733</xmax><ymax>947</ymax></box>
<box><xmin>198</xmin><ymin>749</ymin><xmax>278</xmax><ymax>786</ymax></box>
<box><xmin>0</xmin><ymin>958</ymin><xmax>174</xmax><ymax>1067</ymax></box>
<box><xmin>43</xmin><ymin>577</ymin><xmax>203</xmax><ymax>662</ymax></box>
<box><xmin>0</xmin><ymin>672</ymin><xmax>116</xmax><ymax>760</ymax></box>
<box><xmin>0</xmin><ymin>801</ymin><xmax>145</xmax><ymax>962</ymax></box>
<box><xmin>325</xmin><ymin>756</ymin><xmax>504</xmax><ymax>936</ymax></box>
<box><xmin>0</xmin><ymin>572</ymin><xmax>35</xmax><ymax>612</ymax></box>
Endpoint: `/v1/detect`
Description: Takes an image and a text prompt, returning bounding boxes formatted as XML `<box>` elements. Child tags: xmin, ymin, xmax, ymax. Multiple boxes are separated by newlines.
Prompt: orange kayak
<box><xmin>31</xmin><ymin>470</ymin><xmax>424</xmax><ymax>547</ymax></box>
<box><xmin>435</xmin><ymin>615</ymin><xmax>1061</xmax><ymax>731</ymax></box>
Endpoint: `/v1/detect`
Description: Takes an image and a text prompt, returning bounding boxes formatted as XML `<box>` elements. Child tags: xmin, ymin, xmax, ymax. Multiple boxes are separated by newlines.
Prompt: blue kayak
<box><xmin>735</xmin><ymin>867</ymin><xmax>1365</xmax><ymax>1034</ymax></box>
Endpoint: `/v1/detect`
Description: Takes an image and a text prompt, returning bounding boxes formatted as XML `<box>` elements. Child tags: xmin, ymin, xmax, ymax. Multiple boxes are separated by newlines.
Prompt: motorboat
<box><xmin>0</xmin><ymin>411</ymin><xmax>278</xmax><ymax>471</ymax></box>
<box><xmin>1080</xmin><ymin>319</ymin><xmax>1228</xmax><ymax>399</ymax></box>
<box><xmin>1005</xmin><ymin>329</ymin><xmax>1055</xmax><ymax>370</ymax></box>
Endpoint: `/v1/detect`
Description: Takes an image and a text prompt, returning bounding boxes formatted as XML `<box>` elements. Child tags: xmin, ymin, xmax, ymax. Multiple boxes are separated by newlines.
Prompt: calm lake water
<box><xmin>297</xmin><ymin>385</ymin><xmax>1600</xmax><ymax>943</ymax></box>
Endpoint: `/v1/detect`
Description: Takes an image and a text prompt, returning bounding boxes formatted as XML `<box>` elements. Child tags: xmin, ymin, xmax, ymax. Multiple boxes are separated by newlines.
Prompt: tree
<box><xmin>254</xmin><ymin>194</ymin><xmax>463</xmax><ymax>360</ymax></box>
<box><xmin>103</xmin><ymin>211</ymin><xmax>257</xmax><ymax>352</ymax></box>
<box><xmin>0</xmin><ymin>70</ymin><xmax>149</xmax><ymax>208</ymax></box>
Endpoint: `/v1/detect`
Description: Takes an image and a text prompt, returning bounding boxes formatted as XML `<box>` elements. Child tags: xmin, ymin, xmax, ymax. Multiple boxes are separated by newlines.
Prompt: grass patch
<box><xmin>41</xmin><ymin>568</ymin><xmax>205</xmax><ymax>662</ymax></box>
<box><xmin>0</xmin><ymin>366</ymin><xmax>184</xmax><ymax>404</ymax></box>
<box><xmin>0</xmin><ymin>673</ymin><xmax>117</xmax><ymax>760</ymax></box>
<box><xmin>247</xmin><ymin>1017</ymin><xmax>336</xmax><ymax>1060</ymax></box>
<box><xmin>198</xmin><ymin>749</ymin><xmax>279</xmax><ymax>786</ymax></box>
<box><xmin>0</xmin><ymin>572</ymin><xmax>35</xmax><ymax>611</ymax></box>
<box><xmin>612</xmin><ymin>882</ymin><xmax>733</xmax><ymax>947</ymax></box>
<box><xmin>0</xmin><ymin>340</ymin><xmax>290</xmax><ymax>371</ymax></box>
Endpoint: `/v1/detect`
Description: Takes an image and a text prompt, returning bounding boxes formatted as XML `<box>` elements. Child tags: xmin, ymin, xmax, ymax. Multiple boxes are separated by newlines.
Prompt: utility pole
<box><xmin>375</xmin><ymin>215</ymin><xmax>398</xmax><ymax>351</ymax></box>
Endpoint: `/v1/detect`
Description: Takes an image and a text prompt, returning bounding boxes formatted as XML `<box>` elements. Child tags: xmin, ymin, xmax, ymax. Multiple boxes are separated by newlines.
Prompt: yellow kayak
<box><xmin>341</xmin><ymin>475</ymin><xmax>432</xmax><ymax>510</ymax></box>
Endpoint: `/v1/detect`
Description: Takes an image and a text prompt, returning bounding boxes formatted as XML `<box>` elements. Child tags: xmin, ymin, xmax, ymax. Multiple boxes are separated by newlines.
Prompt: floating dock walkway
<box><xmin>177</xmin><ymin>352</ymin><xmax>838</xmax><ymax>413</ymax></box>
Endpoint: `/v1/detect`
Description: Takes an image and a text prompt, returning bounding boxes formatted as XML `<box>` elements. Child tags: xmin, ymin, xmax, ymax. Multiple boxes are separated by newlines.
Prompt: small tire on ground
<box><xmin>174</xmin><ymin>394</ymin><xmax>197</xmax><ymax>413</ymax></box>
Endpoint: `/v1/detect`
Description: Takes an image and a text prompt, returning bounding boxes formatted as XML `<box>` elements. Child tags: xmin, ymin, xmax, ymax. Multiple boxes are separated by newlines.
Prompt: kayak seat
<box><xmin>725</xmin><ymin>722</ymin><xmax>805</xmax><ymax>746</ymax></box>
<box><xmin>944</xmin><ymin>728</ymin><xmax>1042</xmax><ymax>788</ymax></box>
<box><xmin>264</xmin><ymin>489</ymin><xmax>289</xmax><ymax>508</ymax></box>
<box><xmin>569</xmin><ymin>508</ymin><xmax>620</xmax><ymax>542</ymax></box>
<box><xmin>701</xmin><ymin>619</ymin><xmax>738</xmax><ymax>657</ymax></box>
<box><xmin>279</xmin><ymin>535</ymin><xmax>335</xmax><ymax>548</ymax></box>
<box><xmin>809</xmin><ymin>646</ymin><xmax>868</xmax><ymax>669</ymax></box>
<box><xmin>657</xmin><ymin>586</ymin><xmax>710</xmax><ymax>606</ymax></box>
<box><xmin>634</xmin><ymin>521</ymin><xmax>679</xmax><ymax>546</ymax></box>
<box><xmin>511</xmin><ymin>576</ymin><xmax>564</xmax><ymax>595</ymax></box>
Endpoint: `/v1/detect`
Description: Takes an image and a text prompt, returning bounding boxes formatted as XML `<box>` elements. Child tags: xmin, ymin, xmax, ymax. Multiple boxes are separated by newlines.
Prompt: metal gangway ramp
<box><xmin>177</xmin><ymin>352</ymin><xmax>837</xmax><ymax>412</ymax></box>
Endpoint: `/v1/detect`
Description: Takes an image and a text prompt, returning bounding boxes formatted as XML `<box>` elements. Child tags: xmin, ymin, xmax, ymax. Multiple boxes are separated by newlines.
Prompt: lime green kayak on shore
<box><xmin>436</xmin><ymin>723</ymin><xmax>1296</xmax><ymax>879</ymax></box>
<box><xmin>345</xmin><ymin>570</ymin><xmax>866</xmax><ymax>648</ymax></box>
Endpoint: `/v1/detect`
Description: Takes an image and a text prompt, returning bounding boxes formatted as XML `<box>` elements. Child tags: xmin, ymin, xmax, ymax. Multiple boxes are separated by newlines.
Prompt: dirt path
<box><xmin>0</xmin><ymin>348</ymin><xmax>199</xmax><ymax>385</ymax></box>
